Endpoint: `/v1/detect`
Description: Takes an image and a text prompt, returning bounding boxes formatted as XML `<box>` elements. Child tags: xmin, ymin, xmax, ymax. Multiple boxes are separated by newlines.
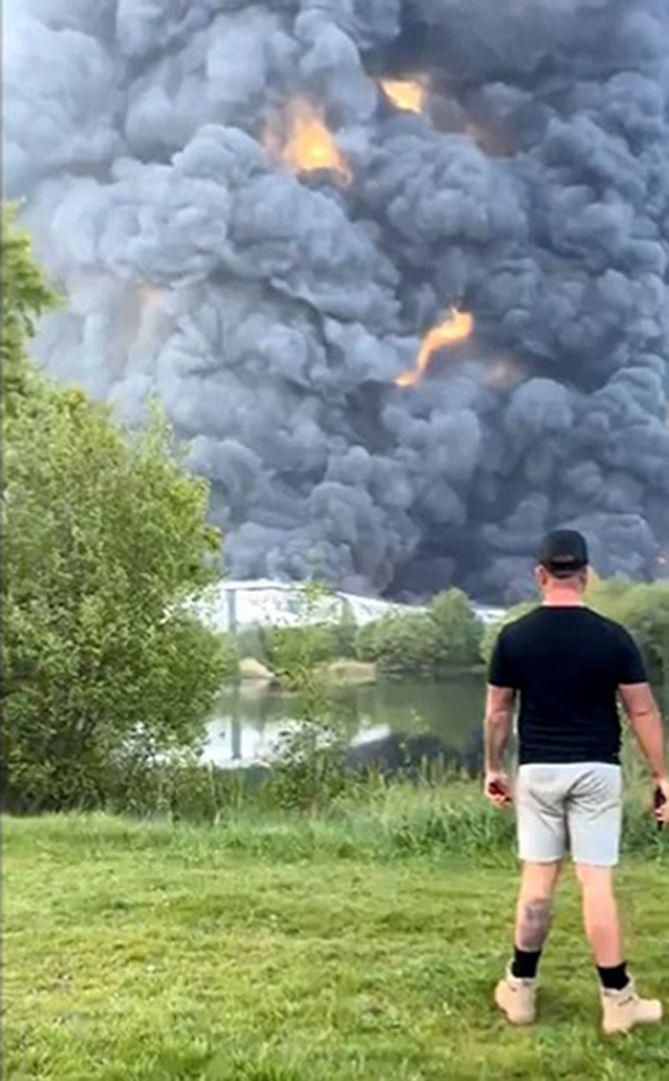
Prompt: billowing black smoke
<box><xmin>4</xmin><ymin>0</ymin><xmax>669</xmax><ymax>603</ymax></box>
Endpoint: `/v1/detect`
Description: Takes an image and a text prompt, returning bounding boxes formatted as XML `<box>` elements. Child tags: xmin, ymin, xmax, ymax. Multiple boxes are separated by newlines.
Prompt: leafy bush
<box><xmin>2</xmin><ymin>211</ymin><xmax>228</xmax><ymax>812</ymax></box>
<box><xmin>265</xmin><ymin>624</ymin><xmax>339</xmax><ymax>686</ymax></box>
<box><xmin>327</xmin><ymin>606</ymin><xmax>358</xmax><ymax>659</ymax></box>
<box><xmin>355</xmin><ymin>618</ymin><xmax>383</xmax><ymax>663</ymax></box>
<box><xmin>429</xmin><ymin>588</ymin><xmax>484</xmax><ymax>666</ymax></box>
<box><xmin>264</xmin><ymin>620</ymin><xmax>357</xmax><ymax>680</ymax></box>
<box><xmin>259</xmin><ymin>583</ymin><xmax>357</xmax><ymax>809</ymax></box>
<box><xmin>355</xmin><ymin>589</ymin><xmax>482</xmax><ymax>680</ymax></box>
<box><xmin>356</xmin><ymin>612</ymin><xmax>442</xmax><ymax>680</ymax></box>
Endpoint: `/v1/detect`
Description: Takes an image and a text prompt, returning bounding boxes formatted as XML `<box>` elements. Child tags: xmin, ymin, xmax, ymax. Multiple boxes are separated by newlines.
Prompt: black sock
<box><xmin>512</xmin><ymin>947</ymin><xmax>542</xmax><ymax>979</ymax></box>
<box><xmin>597</xmin><ymin>963</ymin><xmax>629</xmax><ymax>991</ymax></box>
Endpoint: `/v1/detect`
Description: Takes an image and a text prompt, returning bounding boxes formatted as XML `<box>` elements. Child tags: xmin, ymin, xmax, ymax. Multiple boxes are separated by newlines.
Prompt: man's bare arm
<box><xmin>618</xmin><ymin>682</ymin><xmax>666</xmax><ymax>780</ymax></box>
<box><xmin>484</xmin><ymin>685</ymin><xmax>515</xmax><ymax>772</ymax></box>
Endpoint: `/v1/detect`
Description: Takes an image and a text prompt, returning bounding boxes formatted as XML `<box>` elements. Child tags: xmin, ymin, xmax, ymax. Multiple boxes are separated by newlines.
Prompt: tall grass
<box><xmin>56</xmin><ymin>718</ymin><xmax>659</xmax><ymax>864</ymax></box>
<box><xmin>8</xmin><ymin>764</ymin><xmax>659</xmax><ymax>866</ymax></box>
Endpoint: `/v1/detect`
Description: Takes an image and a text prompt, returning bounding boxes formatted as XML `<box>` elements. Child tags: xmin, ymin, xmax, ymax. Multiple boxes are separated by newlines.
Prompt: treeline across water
<box><xmin>222</xmin><ymin>577</ymin><xmax>669</xmax><ymax>690</ymax></box>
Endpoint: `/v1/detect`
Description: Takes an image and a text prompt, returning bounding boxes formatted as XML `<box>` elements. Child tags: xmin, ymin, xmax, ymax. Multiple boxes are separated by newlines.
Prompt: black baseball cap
<box><xmin>538</xmin><ymin>529</ymin><xmax>589</xmax><ymax>572</ymax></box>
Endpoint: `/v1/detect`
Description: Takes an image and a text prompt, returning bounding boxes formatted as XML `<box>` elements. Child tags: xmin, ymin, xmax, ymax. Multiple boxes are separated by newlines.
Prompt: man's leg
<box><xmin>569</xmin><ymin>768</ymin><xmax>632</xmax><ymax>992</ymax></box>
<box><xmin>575</xmin><ymin>864</ymin><xmax>623</xmax><ymax>971</ymax></box>
<box><xmin>496</xmin><ymin>766</ymin><xmax>567</xmax><ymax>1023</ymax></box>
<box><xmin>494</xmin><ymin>860</ymin><xmax>562</xmax><ymax>1025</ymax></box>
<box><xmin>574</xmin><ymin>861</ymin><xmax>662</xmax><ymax>1033</ymax></box>
<box><xmin>512</xmin><ymin>859</ymin><xmax>562</xmax><ymax>977</ymax></box>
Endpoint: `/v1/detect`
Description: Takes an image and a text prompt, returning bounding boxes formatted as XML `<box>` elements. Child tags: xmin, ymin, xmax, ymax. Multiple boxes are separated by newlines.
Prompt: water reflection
<box><xmin>203</xmin><ymin>677</ymin><xmax>667</xmax><ymax>775</ymax></box>
<box><xmin>203</xmin><ymin>675</ymin><xmax>486</xmax><ymax>771</ymax></box>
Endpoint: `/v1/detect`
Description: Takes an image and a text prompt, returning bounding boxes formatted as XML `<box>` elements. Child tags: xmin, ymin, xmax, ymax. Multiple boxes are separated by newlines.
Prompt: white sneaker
<box><xmin>494</xmin><ymin>964</ymin><xmax>537</xmax><ymax>1025</ymax></box>
<box><xmin>601</xmin><ymin>979</ymin><xmax>663</xmax><ymax>1035</ymax></box>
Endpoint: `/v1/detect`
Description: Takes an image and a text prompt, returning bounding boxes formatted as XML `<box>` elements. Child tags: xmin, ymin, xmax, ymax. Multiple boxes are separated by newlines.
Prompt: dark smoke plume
<box><xmin>4</xmin><ymin>0</ymin><xmax>669</xmax><ymax>603</ymax></box>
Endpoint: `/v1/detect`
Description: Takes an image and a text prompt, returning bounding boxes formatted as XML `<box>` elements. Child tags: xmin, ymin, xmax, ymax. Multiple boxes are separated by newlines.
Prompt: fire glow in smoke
<box><xmin>395</xmin><ymin>310</ymin><xmax>474</xmax><ymax>388</ymax></box>
<box><xmin>3</xmin><ymin>0</ymin><xmax>669</xmax><ymax>603</ymax></box>
<box><xmin>278</xmin><ymin>100</ymin><xmax>352</xmax><ymax>184</ymax></box>
<box><xmin>380</xmin><ymin>79</ymin><xmax>425</xmax><ymax>113</ymax></box>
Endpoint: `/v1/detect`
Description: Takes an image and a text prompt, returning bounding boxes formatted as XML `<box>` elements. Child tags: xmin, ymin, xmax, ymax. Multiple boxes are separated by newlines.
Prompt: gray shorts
<box><xmin>516</xmin><ymin>762</ymin><xmax>623</xmax><ymax>867</ymax></box>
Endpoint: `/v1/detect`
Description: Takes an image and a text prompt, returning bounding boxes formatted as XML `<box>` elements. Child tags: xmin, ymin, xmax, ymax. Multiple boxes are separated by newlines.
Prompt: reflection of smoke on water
<box><xmin>205</xmin><ymin>675</ymin><xmax>486</xmax><ymax>770</ymax></box>
<box><xmin>206</xmin><ymin>715</ymin><xmax>484</xmax><ymax>777</ymax></box>
<box><xmin>6</xmin><ymin>2</ymin><xmax>669</xmax><ymax>603</ymax></box>
<box><xmin>345</xmin><ymin>728</ymin><xmax>484</xmax><ymax>779</ymax></box>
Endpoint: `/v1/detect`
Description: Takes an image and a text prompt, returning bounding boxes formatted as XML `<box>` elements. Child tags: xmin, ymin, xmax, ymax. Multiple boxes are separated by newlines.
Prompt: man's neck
<box><xmin>542</xmin><ymin>591</ymin><xmax>586</xmax><ymax>608</ymax></box>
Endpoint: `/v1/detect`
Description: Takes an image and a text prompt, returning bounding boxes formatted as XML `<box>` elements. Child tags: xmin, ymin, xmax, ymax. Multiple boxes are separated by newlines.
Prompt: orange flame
<box><xmin>380</xmin><ymin>79</ymin><xmax>425</xmax><ymax>113</ymax></box>
<box><xmin>280</xmin><ymin>100</ymin><xmax>351</xmax><ymax>183</ymax></box>
<box><xmin>395</xmin><ymin>309</ymin><xmax>474</xmax><ymax>388</ymax></box>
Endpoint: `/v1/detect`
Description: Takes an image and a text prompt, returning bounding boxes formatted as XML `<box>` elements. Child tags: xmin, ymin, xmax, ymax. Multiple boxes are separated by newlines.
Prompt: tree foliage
<box><xmin>2</xmin><ymin>208</ymin><xmax>229</xmax><ymax>811</ymax></box>
<box><xmin>356</xmin><ymin>589</ymin><xmax>483</xmax><ymax>680</ymax></box>
<box><xmin>266</xmin><ymin>583</ymin><xmax>354</xmax><ymax>809</ymax></box>
<box><xmin>429</xmin><ymin>588</ymin><xmax>484</xmax><ymax>666</ymax></box>
<box><xmin>2</xmin><ymin>203</ymin><xmax>61</xmax><ymax>420</ymax></box>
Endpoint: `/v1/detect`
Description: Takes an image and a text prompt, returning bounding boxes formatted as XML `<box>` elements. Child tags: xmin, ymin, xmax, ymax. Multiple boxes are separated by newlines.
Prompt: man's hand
<box><xmin>484</xmin><ymin>770</ymin><xmax>513</xmax><ymax>808</ymax></box>
<box><xmin>653</xmin><ymin>777</ymin><xmax>669</xmax><ymax>827</ymax></box>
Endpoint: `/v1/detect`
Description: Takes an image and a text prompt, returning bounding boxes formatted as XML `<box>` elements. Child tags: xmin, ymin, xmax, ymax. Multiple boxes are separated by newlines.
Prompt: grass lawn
<box><xmin>3</xmin><ymin>812</ymin><xmax>668</xmax><ymax>1080</ymax></box>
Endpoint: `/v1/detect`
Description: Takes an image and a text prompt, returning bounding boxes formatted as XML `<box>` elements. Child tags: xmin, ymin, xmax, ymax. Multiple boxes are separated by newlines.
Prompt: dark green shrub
<box><xmin>260</xmin><ymin>584</ymin><xmax>357</xmax><ymax>809</ymax></box>
<box><xmin>328</xmin><ymin>612</ymin><xmax>358</xmax><ymax>659</ymax></box>
<box><xmin>2</xmin><ymin>211</ymin><xmax>228</xmax><ymax>813</ymax></box>
<box><xmin>356</xmin><ymin>612</ymin><xmax>442</xmax><ymax>680</ymax></box>
<box><xmin>429</xmin><ymin>588</ymin><xmax>483</xmax><ymax>666</ymax></box>
<box><xmin>355</xmin><ymin>619</ymin><xmax>384</xmax><ymax>662</ymax></box>
<box><xmin>265</xmin><ymin>624</ymin><xmax>335</xmax><ymax>687</ymax></box>
<box><xmin>355</xmin><ymin>590</ymin><xmax>482</xmax><ymax>680</ymax></box>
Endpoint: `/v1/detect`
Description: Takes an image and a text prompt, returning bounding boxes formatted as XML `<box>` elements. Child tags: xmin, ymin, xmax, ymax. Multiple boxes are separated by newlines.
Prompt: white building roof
<box><xmin>192</xmin><ymin>579</ymin><xmax>504</xmax><ymax>632</ymax></box>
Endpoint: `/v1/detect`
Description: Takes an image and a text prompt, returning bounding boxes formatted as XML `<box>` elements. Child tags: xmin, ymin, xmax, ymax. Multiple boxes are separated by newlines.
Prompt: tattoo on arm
<box><xmin>485</xmin><ymin>721</ymin><xmax>510</xmax><ymax>773</ymax></box>
<box><xmin>484</xmin><ymin>686</ymin><xmax>515</xmax><ymax>772</ymax></box>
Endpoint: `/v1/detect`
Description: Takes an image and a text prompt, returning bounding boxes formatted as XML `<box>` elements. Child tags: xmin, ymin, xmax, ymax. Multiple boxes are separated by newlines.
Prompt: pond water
<box><xmin>203</xmin><ymin>677</ymin><xmax>668</xmax><ymax>774</ymax></box>
<box><xmin>203</xmin><ymin>674</ymin><xmax>487</xmax><ymax>771</ymax></box>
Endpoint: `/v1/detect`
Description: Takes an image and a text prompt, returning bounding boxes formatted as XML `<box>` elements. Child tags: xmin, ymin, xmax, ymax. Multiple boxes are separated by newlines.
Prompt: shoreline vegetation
<box><xmin>222</xmin><ymin>579</ymin><xmax>669</xmax><ymax>692</ymax></box>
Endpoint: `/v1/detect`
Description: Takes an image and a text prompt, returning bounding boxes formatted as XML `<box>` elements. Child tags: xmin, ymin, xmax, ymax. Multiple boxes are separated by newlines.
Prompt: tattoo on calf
<box><xmin>518</xmin><ymin>898</ymin><xmax>552</xmax><ymax>951</ymax></box>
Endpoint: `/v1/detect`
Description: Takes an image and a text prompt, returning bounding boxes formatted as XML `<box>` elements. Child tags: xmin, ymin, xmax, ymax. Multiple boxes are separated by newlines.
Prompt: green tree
<box><xmin>429</xmin><ymin>588</ymin><xmax>483</xmax><ymax>666</ymax></box>
<box><xmin>355</xmin><ymin>612</ymin><xmax>442</xmax><ymax>680</ymax></box>
<box><xmin>355</xmin><ymin>590</ymin><xmax>482</xmax><ymax>680</ymax></box>
<box><xmin>2</xmin><ymin>203</ymin><xmax>61</xmax><ymax>420</ymax></box>
<box><xmin>2</xmin><ymin>208</ymin><xmax>229</xmax><ymax>811</ymax></box>
<box><xmin>268</xmin><ymin>583</ymin><xmax>354</xmax><ymax>809</ymax></box>
<box><xmin>266</xmin><ymin>624</ymin><xmax>339</xmax><ymax>686</ymax></box>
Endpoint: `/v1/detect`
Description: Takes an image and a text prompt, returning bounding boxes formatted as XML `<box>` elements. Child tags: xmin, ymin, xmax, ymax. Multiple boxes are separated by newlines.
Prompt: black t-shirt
<box><xmin>488</xmin><ymin>606</ymin><xmax>647</xmax><ymax>765</ymax></box>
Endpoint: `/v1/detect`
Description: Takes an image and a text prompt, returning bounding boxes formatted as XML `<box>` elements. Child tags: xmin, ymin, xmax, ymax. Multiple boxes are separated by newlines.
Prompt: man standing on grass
<box><xmin>484</xmin><ymin>529</ymin><xmax>668</xmax><ymax>1035</ymax></box>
